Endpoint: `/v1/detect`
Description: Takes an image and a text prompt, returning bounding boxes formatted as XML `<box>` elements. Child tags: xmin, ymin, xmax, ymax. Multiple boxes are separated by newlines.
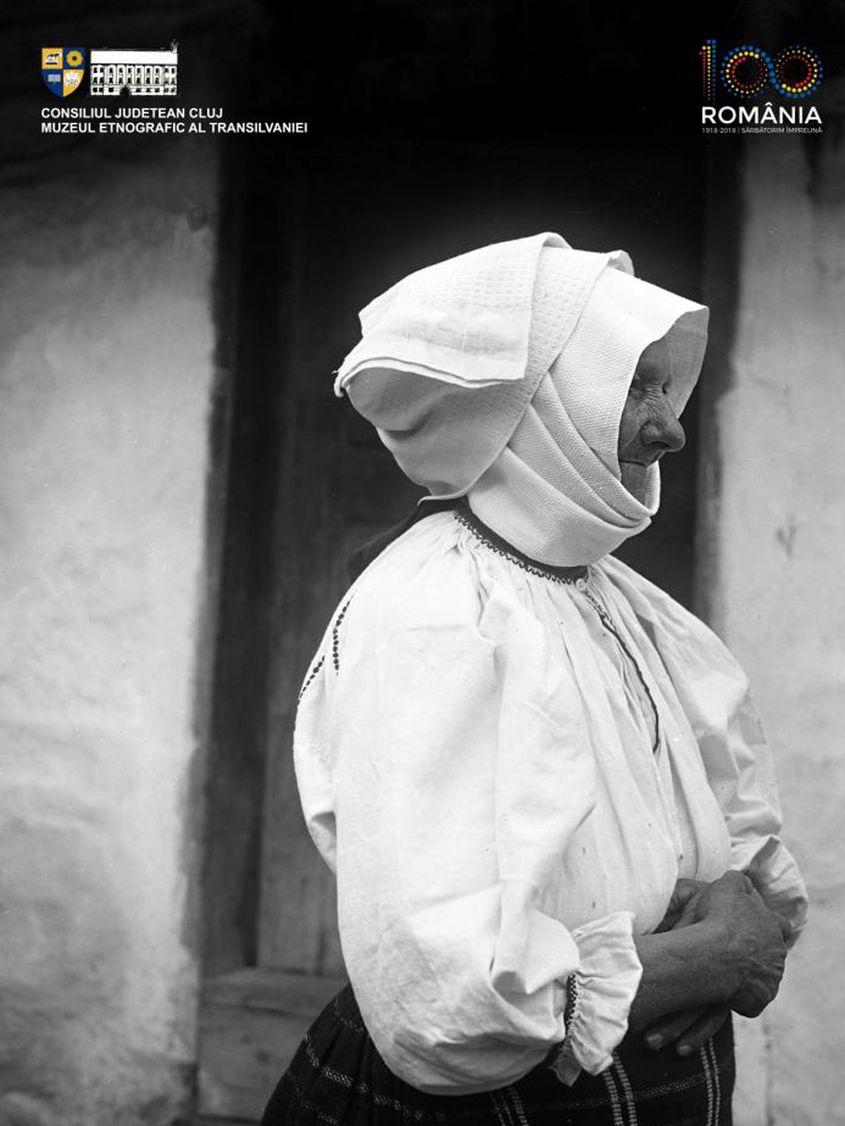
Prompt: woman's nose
<box><xmin>641</xmin><ymin>405</ymin><xmax>686</xmax><ymax>454</ymax></box>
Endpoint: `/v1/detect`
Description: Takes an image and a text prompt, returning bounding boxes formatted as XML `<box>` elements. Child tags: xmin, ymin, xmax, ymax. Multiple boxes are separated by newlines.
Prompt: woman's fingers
<box><xmin>643</xmin><ymin>1007</ymin><xmax>729</xmax><ymax>1054</ymax></box>
<box><xmin>643</xmin><ymin>1008</ymin><xmax>703</xmax><ymax>1050</ymax></box>
<box><xmin>655</xmin><ymin>879</ymin><xmax>705</xmax><ymax>932</ymax></box>
<box><xmin>675</xmin><ymin>1007</ymin><xmax>729</xmax><ymax>1056</ymax></box>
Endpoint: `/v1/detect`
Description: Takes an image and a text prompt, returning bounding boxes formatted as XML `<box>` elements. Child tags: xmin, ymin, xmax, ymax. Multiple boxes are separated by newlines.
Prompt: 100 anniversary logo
<box><xmin>699</xmin><ymin>39</ymin><xmax>824</xmax><ymax>134</ymax></box>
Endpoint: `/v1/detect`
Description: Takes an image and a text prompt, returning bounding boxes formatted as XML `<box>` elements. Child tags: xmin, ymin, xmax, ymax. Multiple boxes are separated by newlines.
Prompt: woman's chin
<box><xmin>620</xmin><ymin>461</ymin><xmax>649</xmax><ymax>502</ymax></box>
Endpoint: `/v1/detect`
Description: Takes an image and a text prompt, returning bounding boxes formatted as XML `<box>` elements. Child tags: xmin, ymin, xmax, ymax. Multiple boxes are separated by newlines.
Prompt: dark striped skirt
<box><xmin>260</xmin><ymin>985</ymin><xmax>734</xmax><ymax>1125</ymax></box>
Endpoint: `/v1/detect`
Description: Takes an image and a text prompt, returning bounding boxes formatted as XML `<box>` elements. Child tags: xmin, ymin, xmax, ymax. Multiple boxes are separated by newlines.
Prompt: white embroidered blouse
<box><xmin>293</xmin><ymin>509</ymin><xmax>807</xmax><ymax>1096</ymax></box>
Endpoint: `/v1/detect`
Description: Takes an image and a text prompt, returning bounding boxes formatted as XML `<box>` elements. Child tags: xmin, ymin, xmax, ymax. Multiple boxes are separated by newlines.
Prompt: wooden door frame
<box><xmin>200</xmin><ymin>146</ymin><xmax>291</xmax><ymax>983</ymax></box>
<box><xmin>194</xmin><ymin>146</ymin><xmax>314</xmax><ymax>1124</ymax></box>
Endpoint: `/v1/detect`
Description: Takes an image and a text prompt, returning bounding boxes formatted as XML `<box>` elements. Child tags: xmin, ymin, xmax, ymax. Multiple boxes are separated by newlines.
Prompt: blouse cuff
<box><xmin>738</xmin><ymin>836</ymin><xmax>808</xmax><ymax>947</ymax></box>
<box><xmin>548</xmin><ymin>911</ymin><xmax>642</xmax><ymax>1085</ymax></box>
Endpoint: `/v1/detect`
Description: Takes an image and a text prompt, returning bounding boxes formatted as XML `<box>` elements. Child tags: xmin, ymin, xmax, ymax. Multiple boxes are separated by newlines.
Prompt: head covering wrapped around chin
<box><xmin>335</xmin><ymin>232</ymin><xmax>708</xmax><ymax>567</ymax></box>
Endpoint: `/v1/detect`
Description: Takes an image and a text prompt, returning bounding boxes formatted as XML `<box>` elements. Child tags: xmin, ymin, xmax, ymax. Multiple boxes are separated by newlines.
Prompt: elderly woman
<box><xmin>260</xmin><ymin>233</ymin><xmax>807</xmax><ymax>1125</ymax></box>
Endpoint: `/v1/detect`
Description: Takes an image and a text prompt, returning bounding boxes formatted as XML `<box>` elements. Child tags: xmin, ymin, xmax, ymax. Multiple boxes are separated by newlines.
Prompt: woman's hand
<box><xmin>645</xmin><ymin>880</ymin><xmax>730</xmax><ymax>1053</ymax></box>
<box><xmin>645</xmin><ymin>879</ymin><xmax>729</xmax><ymax>1053</ymax></box>
<box><xmin>638</xmin><ymin>871</ymin><xmax>789</xmax><ymax>1050</ymax></box>
<box><xmin>644</xmin><ymin>1006</ymin><xmax>729</xmax><ymax>1056</ymax></box>
<box><xmin>653</xmin><ymin>877</ymin><xmax>703</xmax><ymax>932</ymax></box>
<box><xmin>675</xmin><ymin>871</ymin><xmax>789</xmax><ymax>1017</ymax></box>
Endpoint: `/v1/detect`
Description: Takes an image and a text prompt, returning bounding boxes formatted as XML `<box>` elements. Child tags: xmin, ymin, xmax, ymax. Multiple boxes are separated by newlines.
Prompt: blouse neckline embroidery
<box><xmin>453</xmin><ymin>502</ymin><xmax>589</xmax><ymax>586</ymax></box>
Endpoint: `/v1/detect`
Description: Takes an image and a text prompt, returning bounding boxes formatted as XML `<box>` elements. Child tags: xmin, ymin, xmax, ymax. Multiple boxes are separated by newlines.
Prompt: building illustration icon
<box><xmin>89</xmin><ymin>46</ymin><xmax>178</xmax><ymax>96</ymax></box>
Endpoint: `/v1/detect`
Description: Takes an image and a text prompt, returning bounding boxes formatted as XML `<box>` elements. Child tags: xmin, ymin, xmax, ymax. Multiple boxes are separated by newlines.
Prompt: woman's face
<box><xmin>617</xmin><ymin>337</ymin><xmax>686</xmax><ymax>501</ymax></box>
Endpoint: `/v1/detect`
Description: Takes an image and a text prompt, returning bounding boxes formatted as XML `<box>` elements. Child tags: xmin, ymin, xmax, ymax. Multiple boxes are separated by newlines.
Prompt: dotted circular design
<box><xmin>720</xmin><ymin>46</ymin><xmax>768</xmax><ymax>97</ymax></box>
<box><xmin>773</xmin><ymin>46</ymin><xmax>822</xmax><ymax>99</ymax></box>
<box><xmin>720</xmin><ymin>43</ymin><xmax>823</xmax><ymax>100</ymax></box>
<box><xmin>65</xmin><ymin>49</ymin><xmax>84</xmax><ymax>68</ymax></box>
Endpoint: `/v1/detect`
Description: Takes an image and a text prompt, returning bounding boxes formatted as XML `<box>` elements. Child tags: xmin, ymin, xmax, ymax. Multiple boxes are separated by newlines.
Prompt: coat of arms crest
<box><xmin>41</xmin><ymin>47</ymin><xmax>86</xmax><ymax>98</ymax></box>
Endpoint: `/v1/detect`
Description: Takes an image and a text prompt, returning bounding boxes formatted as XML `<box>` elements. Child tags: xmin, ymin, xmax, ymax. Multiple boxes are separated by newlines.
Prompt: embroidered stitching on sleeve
<box><xmin>298</xmin><ymin>654</ymin><xmax>326</xmax><ymax>702</ymax></box>
<box><xmin>332</xmin><ymin>599</ymin><xmax>352</xmax><ymax>672</ymax></box>
<box><xmin>547</xmin><ymin>973</ymin><xmax>582</xmax><ymax>1084</ymax></box>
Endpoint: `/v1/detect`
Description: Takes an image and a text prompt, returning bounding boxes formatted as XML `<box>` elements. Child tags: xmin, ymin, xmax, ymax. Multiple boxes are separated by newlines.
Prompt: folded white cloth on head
<box><xmin>335</xmin><ymin>232</ymin><xmax>629</xmax><ymax>496</ymax></box>
<box><xmin>336</xmin><ymin>232</ymin><xmax>708</xmax><ymax>565</ymax></box>
<box><xmin>469</xmin><ymin>263</ymin><xmax>708</xmax><ymax>565</ymax></box>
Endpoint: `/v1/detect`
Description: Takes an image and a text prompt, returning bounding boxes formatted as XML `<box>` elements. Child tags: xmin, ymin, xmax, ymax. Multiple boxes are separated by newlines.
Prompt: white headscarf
<box><xmin>336</xmin><ymin>232</ymin><xmax>708</xmax><ymax>566</ymax></box>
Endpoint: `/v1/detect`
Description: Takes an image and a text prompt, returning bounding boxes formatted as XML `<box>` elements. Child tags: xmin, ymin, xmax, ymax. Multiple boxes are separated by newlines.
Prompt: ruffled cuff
<box><xmin>738</xmin><ymin>836</ymin><xmax>808</xmax><ymax>948</ymax></box>
<box><xmin>547</xmin><ymin>911</ymin><xmax>642</xmax><ymax>1085</ymax></box>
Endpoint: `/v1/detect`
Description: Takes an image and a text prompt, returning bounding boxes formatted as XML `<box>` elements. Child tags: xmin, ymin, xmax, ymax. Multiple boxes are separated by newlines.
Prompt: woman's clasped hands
<box><xmin>634</xmin><ymin>870</ymin><xmax>791</xmax><ymax>1056</ymax></box>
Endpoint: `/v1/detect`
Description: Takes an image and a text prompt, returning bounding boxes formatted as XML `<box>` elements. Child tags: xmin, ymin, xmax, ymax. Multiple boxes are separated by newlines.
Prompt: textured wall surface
<box><xmin>0</xmin><ymin>149</ymin><xmax>217</xmax><ymax>1126</ymax></box>
<box><xmin>708</xmin><ymin>134</ymin><xmax>845</xmax><ymax>1124</ymax></box>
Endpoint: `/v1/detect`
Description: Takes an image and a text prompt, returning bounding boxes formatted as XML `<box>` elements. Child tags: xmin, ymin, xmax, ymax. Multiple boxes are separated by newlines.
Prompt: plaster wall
<box><xmin>709</xmin><ymin>135</ymin><xmax>845</xmax><ymax>1125</ymax></box>
<box><xmin>0</xmin><ymin>150</ymin><xmax>217</xmax><ymax>1126</ymax></box>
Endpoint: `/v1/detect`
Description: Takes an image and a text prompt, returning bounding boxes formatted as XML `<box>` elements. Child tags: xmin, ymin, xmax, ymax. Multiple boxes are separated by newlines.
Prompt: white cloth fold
<box><xmin>550</xmin><ymin>914</ymin><xmax>645</xmax><ymax>1084</ymax></box>
<box><xmin>335</xmin><ymin>233</ymin><xmax>632</xmax><ymax>496</ymax></box>
<box><xmin>335</xmin><ymin>231</ymin><xmax>708</xmax><ymax>564</ymax></box>
<box><xmin>293</xmin><ymin>512</ymin><xmax>807</xmax><ymax>1093</ymax></box>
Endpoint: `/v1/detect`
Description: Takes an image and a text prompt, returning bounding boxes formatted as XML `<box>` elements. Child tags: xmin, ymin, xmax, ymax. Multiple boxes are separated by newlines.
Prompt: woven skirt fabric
<box><xmin>260</xmin><ymin>984</ymin><xmax>735</xmax><ymax>1126</ymax></box>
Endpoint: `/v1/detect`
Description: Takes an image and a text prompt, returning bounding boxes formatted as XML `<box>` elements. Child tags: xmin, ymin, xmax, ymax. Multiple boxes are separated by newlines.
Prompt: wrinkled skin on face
<box><xmin>617</xmin><ymin>337</ymin><xmax>686</xmax><ymax>502</ymax></box>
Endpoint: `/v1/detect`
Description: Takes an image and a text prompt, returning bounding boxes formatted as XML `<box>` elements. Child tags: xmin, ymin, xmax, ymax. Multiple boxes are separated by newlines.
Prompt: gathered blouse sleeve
<box><xmin>601</xmin><ymin>557</ymin><xmax>808</xmax><ymax>945</ymax></box>
<box><xmin>293</xmin><ymin>542</ymin><xmax>642</xmax><ymax>1094</ymax></box>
